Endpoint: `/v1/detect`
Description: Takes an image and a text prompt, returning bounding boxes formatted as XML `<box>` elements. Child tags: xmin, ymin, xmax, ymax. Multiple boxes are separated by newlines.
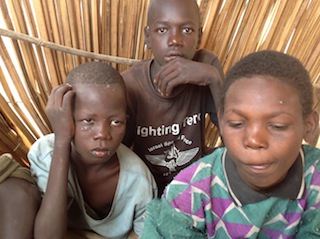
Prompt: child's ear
<box><xmin>197</xmin><ymin>27</ymin><xmax>203</xmax><ymax>48</ymax></box>
<box><xmin>304</xmin><ymin>111</ymin><xmax>320</xmax><ymax>146</ymax></box>
<box><xmin>144</xmin><ymin>26</ymin><xmax>151</xmax><ymax>49</ymax></box>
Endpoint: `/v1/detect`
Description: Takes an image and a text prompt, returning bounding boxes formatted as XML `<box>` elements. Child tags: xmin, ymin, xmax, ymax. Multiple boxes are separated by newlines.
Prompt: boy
<box><xmin>122</xmin><ymin>0</ymin><xmax>224</xmax><ymax>196</ymax></box>
<box><xmin>28</xmin><ymin>62</ymin><xmax>157</xmax><ymax>239</ymax></box>
<box><xmin>141</xmin><ymin>51</ymin><xmax>320</xmax><ymax>238</ymax></box>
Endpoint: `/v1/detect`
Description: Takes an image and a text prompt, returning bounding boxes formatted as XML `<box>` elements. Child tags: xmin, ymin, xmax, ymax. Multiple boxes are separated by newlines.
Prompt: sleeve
<box><xmin>140</xmin><ymin>199</ymin><xmax>206</xmax><ymax>239</ymax></box>
<box><xmin>27</xmin><ymin>138</ymin><xmax>53</xmax><ymax>194</ymax></box>
<box><xmin>121</xmin><ymin>69</ymin><xmax>137</xmax><ymax>148</ymax></box>
<box><xmin>196</xmin><ymin>50</ymin><xmax>224</xmax><ymax>127</ymax></box>
<box><xmin>133</xmin><ymin>171</ymin><xmax>158</xmax><ymax>236</ymax></box>
<box><xmin>203</xmin><ymin>86</ymin><xmax>219</xmax><ymax>127</ymax></box>
<box><xmin>295</xmin><ymin>146</ymin><xmax>320</xmax><ymax>237</ymax></box>
<box><xmin>28</xmin><ymin>135</ymin><xmax>75</xmax><ymax>208</ymax></box>
<box><xmin>295</xmin><ymin>208</ymin><xmax>320</xmax><ymax>238</ymax></box>
<box><xmin>209</xmin><ymin>54</ymin><xmax>224</xmax><ymax>127</ymax></box>
<box><xmin>141</xmin><ymin>159</ymin><xmax>214</xmax><ymax>238</ymax></box>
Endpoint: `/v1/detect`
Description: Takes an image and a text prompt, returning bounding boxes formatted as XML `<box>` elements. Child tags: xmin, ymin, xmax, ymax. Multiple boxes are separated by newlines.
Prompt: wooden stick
<box><xmin>0</xmin><ymin>28</ymin><xmax>140</xmax><ymax>65</ymax></box>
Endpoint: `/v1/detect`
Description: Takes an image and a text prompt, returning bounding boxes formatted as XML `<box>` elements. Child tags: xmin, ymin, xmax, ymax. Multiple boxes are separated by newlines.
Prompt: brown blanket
<box><xmin>0</xmin><ymin>153</ymin><xmax>34</xmax><ymax>184</ymax></box>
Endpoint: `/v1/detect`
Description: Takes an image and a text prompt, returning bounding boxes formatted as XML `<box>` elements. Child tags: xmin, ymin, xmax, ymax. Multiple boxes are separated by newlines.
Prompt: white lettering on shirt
<box><xmin>137</xmin><ymin>113</ymin><xmax>201</xmax><ymax>138</ymax></box>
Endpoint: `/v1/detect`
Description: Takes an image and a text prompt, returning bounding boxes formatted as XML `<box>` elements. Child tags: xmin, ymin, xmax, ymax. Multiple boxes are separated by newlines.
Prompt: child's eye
<box><xmin>82</xmin><ymin>119</ymin><xmax>94</xmax><ymax>124</ymax></box>
<box><xmin>269</xmin><ymin>124</ymin><xmax>288</xmax><ymax>131</ymax></box>
<box><xmin>110</xmin><ymin>120</ymin><xmax>124</xmax><ymax>127</ymax></box>
<box><xmin>228</xmin><ymin>121</ymin><xmax>244</xmax><ymax>128</ymax></box>
<box><xmin>182</xmin><ymin>27</ymin><xmax>193</xmax><ymax>34</ymax></box>
<box><xmin>157</xmin><ymin>28</ymin><xmax>167</xmax><ymax>34</ymax></box>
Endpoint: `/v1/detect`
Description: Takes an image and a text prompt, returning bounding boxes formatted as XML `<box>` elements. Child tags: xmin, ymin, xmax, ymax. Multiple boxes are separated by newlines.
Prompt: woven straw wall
<box><xmin>0</xmin><ymin>0</ymin><xmax>319</xmax><ymax>166</ymax></box>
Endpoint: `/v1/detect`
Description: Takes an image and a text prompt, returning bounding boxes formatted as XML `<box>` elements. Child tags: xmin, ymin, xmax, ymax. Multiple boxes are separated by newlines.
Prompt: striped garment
<box><xmin>141</xmin><ymin>145</ymin><xmax>320</xmax><ymax>239</ymax></box>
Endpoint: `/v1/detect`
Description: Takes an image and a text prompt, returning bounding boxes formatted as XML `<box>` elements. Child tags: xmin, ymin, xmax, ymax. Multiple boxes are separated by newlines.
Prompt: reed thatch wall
<box><xmin>0</xmin><ymin>0</ymin><xmax>319</xmax><ymax>166</ymax></box>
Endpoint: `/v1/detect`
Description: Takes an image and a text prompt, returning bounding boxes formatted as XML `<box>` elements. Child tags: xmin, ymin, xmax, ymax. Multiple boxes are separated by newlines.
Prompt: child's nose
<box><xmin>168</xmin><ymin>30</ymin><xmax>183</xmax><ymax>46</ymax></box>
<box><xmin>94</xmin><ymin>123</ymin><xmax>112</xmax><ymax>140</ymax></box>
<box><xmin>244</xmin><ymin>124</ymin><xmax>268</xmax><ymax>149</ymax></box>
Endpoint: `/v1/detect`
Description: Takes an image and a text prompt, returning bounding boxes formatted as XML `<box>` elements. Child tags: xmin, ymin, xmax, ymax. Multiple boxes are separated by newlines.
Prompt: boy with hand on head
<box><xmin>141</xmin><ymin>51</ymin><xmax>320</xmax><ymax>238</ymax></box>
<box><xmin>122</xmin><ymin>0</ymin><xmax>224</xmax><ymax>196</ymax></box>
<box><xmin>28</xmin><ymin>62</ymin><xmax>157</xmax><ymax>239</ymax></box>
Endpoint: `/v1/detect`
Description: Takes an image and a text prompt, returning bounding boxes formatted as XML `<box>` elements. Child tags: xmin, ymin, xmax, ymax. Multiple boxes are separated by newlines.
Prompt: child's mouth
<box><xmin>91</xmin><ymin>148</ymin><xmax>111</xmax><ymax>158</ymax></box>
<box><xmin>164</xmin><ymin>54</ymin><xmax>183</xmax><ymax>62</ymax></box>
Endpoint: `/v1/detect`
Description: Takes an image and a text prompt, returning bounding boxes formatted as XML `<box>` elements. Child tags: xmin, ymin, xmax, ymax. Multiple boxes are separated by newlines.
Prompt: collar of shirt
<box><xmin>223</xmin><ymin>148</ymin><xmax>305</xmax><ymax>207</ymax></box>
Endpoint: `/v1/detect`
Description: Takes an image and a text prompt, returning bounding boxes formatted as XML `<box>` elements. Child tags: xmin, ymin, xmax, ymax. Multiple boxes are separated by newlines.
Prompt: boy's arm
<box><xmin>141</xmin><ymin>198</ymin><xmax>205</xmax><ymax>239</ymax></box>
<box><xmin>33</xmin><ymin>85</ymin><xmax>75</xmax><ymax>239</ymax></box>
<box><xmin>154</xmin><ymin>56</ymin><xmax>224</xmax><ymax>111</ymax></box>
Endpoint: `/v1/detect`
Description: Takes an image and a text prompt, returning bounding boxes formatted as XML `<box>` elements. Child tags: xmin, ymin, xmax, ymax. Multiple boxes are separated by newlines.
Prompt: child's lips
<box><xmin>91</xmin><ymin>148</ymin><xmax>110</xmax><ymax>157</ymax></box>
<box><xmin>164</xmin><ymin>54</ymin><xmax>183</xmax><ymax>62</ymax></box>
<box><xmin>249</xmin><ymin>163</ymin><xmax>271</xmax><ymax>172</ymax></box>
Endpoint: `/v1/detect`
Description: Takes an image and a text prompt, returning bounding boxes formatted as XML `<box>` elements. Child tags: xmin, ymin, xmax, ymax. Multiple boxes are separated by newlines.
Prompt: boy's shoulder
<box><xmin>117</xmin><ymin>143</ymin><xmax>153</xmax><ymax>175</ymax></box>
<box><xmin>28</xmin><ymin>134</ymin><xmax>55</xmax><ymax>160</ymax></box>
<box><xmin>193</xmin><ymin>49</ymin><xmax>219</xmax><ymax>64</ymax></box>
<box><xmin>121</xmin><ymin>59</ymin><xmax>152</xmax><ymax>78</ymax></box>
<box><xmin>303</xmin><ymin>144</ymin><xmax>320</xmax><ymax>169</ymax></box>
<box><xmin>28</xmin><ymin>133</ymin><xmax>55</xmax><ymax>175</ymax></box>
<box><xmin>117</xmin><ymin>144</ymin><xmax>157</xmax><ymax>194</ymax></box>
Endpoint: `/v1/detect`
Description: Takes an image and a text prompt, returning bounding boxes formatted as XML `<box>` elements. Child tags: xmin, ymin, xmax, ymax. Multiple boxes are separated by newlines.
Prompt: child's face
<box><xmin>145</xmin><ymin>0</ymin><xmax>201</xmax><ymax>67</ymax></box>
<box><xmin>72</xmin><ymin>83</ymin><xmax>127</xmax><ymax>165</ymax></box>
<box><xmin>219</xmin><ymin>76</ymin><xmax>311</xmax><ymax>191</ymax></box>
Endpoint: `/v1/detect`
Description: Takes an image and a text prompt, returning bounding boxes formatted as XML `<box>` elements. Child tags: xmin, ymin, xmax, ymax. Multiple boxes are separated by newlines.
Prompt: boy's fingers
<box><xmin>48</xmin><ymin>84</ymin><xmax>73</xmax><ymax>108</ymax></box>
<box><xmin>61</xmin><ymin>90</ymin><xmax>75</xmax><ymax>111</ymax></box>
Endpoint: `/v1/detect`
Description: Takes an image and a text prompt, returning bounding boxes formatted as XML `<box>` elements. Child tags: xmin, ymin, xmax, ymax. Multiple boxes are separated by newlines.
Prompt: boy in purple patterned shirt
<box><xmin>141</xmin><ymin>50</ymin><xmax>320</xmax><ymax>238</ymax></box>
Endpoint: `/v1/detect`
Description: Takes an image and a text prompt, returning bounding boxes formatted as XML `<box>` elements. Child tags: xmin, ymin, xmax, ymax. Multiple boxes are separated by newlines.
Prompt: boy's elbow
<box><xmin>34</xmin><ymin>218</ymin><xmax>67</xmax><ymax>239</ymax></box>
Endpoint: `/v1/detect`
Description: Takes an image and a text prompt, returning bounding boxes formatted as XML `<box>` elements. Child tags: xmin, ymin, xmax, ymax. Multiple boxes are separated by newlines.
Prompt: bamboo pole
<box><xmin>0</xmin><ymin>28</ymin><xmax>140</xmax><ymax>65</ymax></box>
<box><xmin>91</xmin><ymin>0</ymin><xmax>100</xmax><ymax>55</ymax></box>
<box><xmin>66</xmin><ymin>1</ymin><xmax>81</xmax><ymax>67</ymax></box>
<box><xmin>110</xmin><ymin>0</ymin><xmax>119</xmax><ymax>68</ymax></box>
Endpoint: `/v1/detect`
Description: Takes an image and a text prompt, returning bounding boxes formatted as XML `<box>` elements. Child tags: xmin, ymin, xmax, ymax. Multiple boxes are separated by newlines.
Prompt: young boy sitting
<box><xmin>141</xmin><ymin>50</ymin><xmax>320</xmax><ymax>238</ymax></box>
<box><xmin>28</xmin><ymin>62</ymin><xmax>157</xmax><ymax>239</ymax></box>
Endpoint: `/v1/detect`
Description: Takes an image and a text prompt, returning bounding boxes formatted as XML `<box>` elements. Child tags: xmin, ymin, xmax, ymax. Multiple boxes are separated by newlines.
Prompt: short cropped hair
<box><xmin>147</xmin><ymin>0</ymin><xmax>201</xmax><ymax>25</ymax></box>
<box><xmin>219</xmin><ymin>50</ymin><xmax>313</xmax><ymax>119</ymax></box>
<box><xmin>65</xmin><ymin>61</ymin><xmax>126</xmax><ymax>91</ymax></box>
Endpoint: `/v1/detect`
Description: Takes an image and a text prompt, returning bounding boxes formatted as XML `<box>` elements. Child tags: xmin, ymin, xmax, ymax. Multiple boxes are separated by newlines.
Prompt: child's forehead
<box><xmin>73</xmin><ymin>82</ymin><xmax>122</xmax><ymax>91</ymax></box>
<box><xmin>224</xmin><ymin>76</ymin><xmax>303</xmax><ymax>118</ymax></box>
<box><xmin>73</xmin><ymin>83</ymin><xmax>125</xmax><ymax>98</ymax></box>
<box><xmin>73</xmin><ymin>83</ymin><xmax>126</xmax><ymax>106</ymax></box>
<box><xmin>230</xmin><ymin>75</ymin><xmax>290</xmax><ymax>90</ymax></box>
<box><xmin>227</xmin><ymin>76</ymin><xmax>299</xmax><ymax>101</ymax></box>
<box><xmin>148</xmin><ymin>0</ymin><xmax>200</xmax><ymax>24</ymax></box>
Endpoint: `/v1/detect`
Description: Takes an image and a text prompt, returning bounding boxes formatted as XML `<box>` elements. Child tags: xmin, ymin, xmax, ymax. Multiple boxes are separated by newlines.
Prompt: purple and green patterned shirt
<box><xmin>141</xmin><ymin>145</ymin><xmax>320</xmax><ymax>238</ymax></box>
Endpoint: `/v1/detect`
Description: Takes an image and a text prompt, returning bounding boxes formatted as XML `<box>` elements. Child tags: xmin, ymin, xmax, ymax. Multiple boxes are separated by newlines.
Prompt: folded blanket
<box><xmin>0</xmin><ymin>153</ymin><xmax>34</xmax><ymax>184</ymax></box>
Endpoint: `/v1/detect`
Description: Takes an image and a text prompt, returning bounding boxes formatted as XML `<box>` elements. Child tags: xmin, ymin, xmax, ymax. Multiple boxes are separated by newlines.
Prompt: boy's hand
<box><xmin>46</xmin><ymin>84</ymin><xmax>75</xmax><ymax>140</ymax></box>
<box><xmin>154</xmin><ymin>57</ymin><xmax>222</xmax><ymax>96</ymax></box>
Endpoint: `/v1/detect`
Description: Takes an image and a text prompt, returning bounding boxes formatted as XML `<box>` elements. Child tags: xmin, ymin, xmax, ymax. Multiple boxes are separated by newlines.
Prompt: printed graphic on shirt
<box><xmin>137</xmin><ymin>113</ymin><xmax>202</xmax><ymax>176</ymax></box>
<box><xmin>145</xmin><ymin>144</ymin><xmax>199</xmax><ymax>175</ymax></box>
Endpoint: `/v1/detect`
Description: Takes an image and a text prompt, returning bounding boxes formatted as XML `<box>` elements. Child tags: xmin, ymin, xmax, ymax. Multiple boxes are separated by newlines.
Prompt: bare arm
<box><xmin>154</xmin><ymin>57</ymin><xmax>223</xmax><ymax>111</ymax></box>
<box><xmin>34</xmin><ymin>84</ymin><xmax>75</xmax><ymax>239</ymax></box>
